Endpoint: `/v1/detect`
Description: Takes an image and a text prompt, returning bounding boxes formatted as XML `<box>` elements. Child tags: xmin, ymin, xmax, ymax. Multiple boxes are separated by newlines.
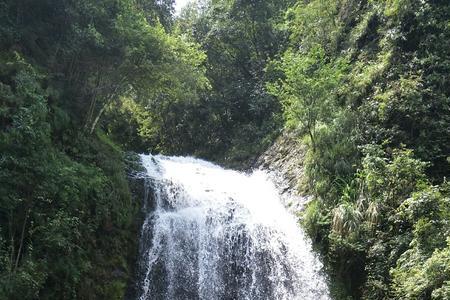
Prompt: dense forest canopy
<box><xmin>0</xmin><ymin>0</ymin><xmax>449</xmax><ymax>299</ymax></box>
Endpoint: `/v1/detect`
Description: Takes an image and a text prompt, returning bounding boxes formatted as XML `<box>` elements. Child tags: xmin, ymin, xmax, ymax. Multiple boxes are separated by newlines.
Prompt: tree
<box><xmin>267</xmin><ymin>46</ymin><xmax>347</xmax><ymax>151</ymax></box>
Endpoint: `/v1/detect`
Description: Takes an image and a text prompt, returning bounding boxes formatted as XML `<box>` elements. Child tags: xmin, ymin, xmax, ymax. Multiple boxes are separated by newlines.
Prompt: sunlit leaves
<box><xmin>267</xmin><ymin>45</ymin><xmax>348</xmax><ymax>149</ymax></box>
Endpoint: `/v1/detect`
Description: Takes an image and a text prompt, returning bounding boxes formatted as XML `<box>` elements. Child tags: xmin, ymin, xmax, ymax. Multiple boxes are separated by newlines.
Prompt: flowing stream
<box><xmin>137</xmin><ymin>154</ymin><xmax>330</xmax><ymax>300</ymax></box>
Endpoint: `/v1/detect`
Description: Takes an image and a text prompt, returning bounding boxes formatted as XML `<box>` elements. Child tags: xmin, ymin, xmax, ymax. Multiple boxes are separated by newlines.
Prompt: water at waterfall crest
<box><xmin>137</xmin><ymin>154</ymin><xmax>330</xmax><ymax>300</ymax></box>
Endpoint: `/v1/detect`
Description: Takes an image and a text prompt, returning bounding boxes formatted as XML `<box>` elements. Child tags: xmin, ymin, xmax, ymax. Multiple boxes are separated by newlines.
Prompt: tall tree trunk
<box><xmin>89</xmin><ymin>104</ymin><xmax>108</xmax><ymax>135</ymax></box>
<box><xmin>9</xmin><ymin>213</ymin><xmax>15</xmax><ymax>274</ymax></box>
<box><xmin>308</xmin><ymin>126</ymin><xmax>316</xmax><ymax>152</ymax></box>
<box><xmin>86</xmin><ymin>74</ymin><xmax>129</xmax><ymax>134</ymax></box>
<box><xmin>14</xmin><ymin>208</ymin><xmax>29</xmax><ymax>272</ymax></box>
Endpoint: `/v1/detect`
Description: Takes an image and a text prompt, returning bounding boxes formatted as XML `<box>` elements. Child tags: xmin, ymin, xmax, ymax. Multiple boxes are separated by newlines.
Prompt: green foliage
<box><xmin>0</xmin><ymin>0</ymin><xmax>186</xmax><ymax>298</ymax></box>
<box><xmin>273</xmin><ymin>0</ymin><xmax>450</xmax><ymax>298</ymax></box>
<box><xmin>104</xmin><ymin>29</ymin><xmax>209</xmax><ymax>154</ymax></box>
<box><xmin>171</xmin><ymin>0</ymin><xmax>295</xmax><ymax>166</ymax></box>
<box><xmin>390</xmin><ymin>183</ymin><xmax>450</xmax><ymax>299</ymax></box>
<box><xmin>302</xmin><ymin>199</ymin><xmax>331</xmax><ymax>245</ymax></box>
<box><xmin>267</xmin><ymin>45</ymin><xmax>348</xmax><ymax>150</ymax></box>
<box><xmin>0</xmin><ymin>54</ymin><xmax>140</xmax><ymax>297</ymax></box>
<box><xmin>286</xmin><ymin>0</ymin><xmax>342</xmax><ymax>53</ymax></box>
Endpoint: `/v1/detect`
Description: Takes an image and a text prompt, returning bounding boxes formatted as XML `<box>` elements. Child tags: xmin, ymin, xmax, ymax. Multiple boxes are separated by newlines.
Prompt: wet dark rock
<box><xmin>255</xmin><ymin>130</ymin><xmax>312</xmax><ymax>213</ymax></box>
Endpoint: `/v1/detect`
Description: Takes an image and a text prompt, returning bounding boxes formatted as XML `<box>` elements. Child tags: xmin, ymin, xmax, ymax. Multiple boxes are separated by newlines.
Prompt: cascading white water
<box><xmin>137</xmin><ymin>154</ymin><xmax>330</xmax><ymax>300</ymax></box>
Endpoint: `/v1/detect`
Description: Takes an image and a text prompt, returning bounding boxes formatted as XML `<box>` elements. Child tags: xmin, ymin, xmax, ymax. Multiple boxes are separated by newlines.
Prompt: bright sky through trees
<box><xmin>175</xmin><ymin>0</ymin><xmax>192</xmax><ymax>14</ymax></box>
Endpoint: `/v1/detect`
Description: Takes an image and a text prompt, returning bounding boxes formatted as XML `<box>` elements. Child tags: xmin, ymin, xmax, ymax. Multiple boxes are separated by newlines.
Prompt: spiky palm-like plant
<box><xmin>332</xmin><ymin>202</ymin><xmax>363</xmax><ymax>236</ymax></box>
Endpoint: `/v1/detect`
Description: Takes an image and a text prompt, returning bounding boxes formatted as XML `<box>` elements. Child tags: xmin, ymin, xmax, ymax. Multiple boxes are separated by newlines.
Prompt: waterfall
<box><xmin>137</xmin><ymin>154</ymin><xmax>330</xmax><ymax>300</ymax></box>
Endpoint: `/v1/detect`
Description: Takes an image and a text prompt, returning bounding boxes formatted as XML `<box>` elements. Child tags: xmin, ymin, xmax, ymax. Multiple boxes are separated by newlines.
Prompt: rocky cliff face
<box><xmin>255</xmin><ymin>131</ymin><xmax>311</xmax><ymax>213</ymax></box>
